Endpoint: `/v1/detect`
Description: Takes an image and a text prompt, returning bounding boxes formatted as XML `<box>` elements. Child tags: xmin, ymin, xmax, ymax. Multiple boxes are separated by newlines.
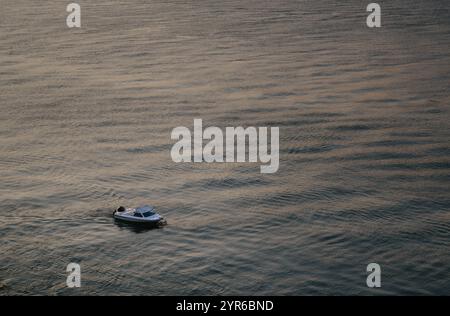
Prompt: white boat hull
<box><xmin>113</xmin><ymin>206</ymin><xmax>166</xmax><ymax>226</ymax></box>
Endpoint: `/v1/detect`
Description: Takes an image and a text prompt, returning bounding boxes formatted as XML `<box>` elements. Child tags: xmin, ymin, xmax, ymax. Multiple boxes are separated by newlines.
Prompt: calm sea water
<box><xmin>0</xmin><ymin>0</ymin><xmax>449</xmax><ymax>295</ymax></box>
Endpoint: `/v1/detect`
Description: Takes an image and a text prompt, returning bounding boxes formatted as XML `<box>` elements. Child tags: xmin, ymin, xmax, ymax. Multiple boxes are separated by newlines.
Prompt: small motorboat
<box><xmin>113</xmin><ymin>205</ymin><xmax>166</xmax><ymax>226</ymax></box>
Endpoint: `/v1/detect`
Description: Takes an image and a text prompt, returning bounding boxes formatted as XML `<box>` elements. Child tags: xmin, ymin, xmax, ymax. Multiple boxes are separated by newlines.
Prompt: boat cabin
<box><xmin>133</xmin><ymin>206</ymin><xmax>156</xmax><ymax>218</ymax></box>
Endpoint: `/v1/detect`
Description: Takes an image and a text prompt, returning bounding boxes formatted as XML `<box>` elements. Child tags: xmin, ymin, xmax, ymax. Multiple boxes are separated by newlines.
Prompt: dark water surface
<box><xmin>0</xmin><ymin>1</ymin><xmax>449</xmax><ymax>295</ymax></box>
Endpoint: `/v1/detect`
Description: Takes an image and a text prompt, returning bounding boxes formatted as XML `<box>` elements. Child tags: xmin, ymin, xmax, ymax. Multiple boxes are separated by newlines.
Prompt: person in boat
<box><xmin>117</xmin><ymin>206</ymin><xmax>125</xmax><ymax>213</ymax></box>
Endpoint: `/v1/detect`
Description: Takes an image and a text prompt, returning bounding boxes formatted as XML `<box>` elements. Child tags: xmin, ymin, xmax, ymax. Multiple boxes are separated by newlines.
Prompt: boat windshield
<box><xmin>142</xmin><ymin>211</ymin><xmax>155</xmax><ymax>217</ymax></box>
